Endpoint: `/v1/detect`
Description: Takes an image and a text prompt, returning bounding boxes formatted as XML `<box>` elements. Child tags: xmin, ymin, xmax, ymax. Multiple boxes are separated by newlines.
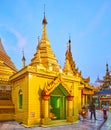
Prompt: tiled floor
<box><xmin>101</xmin><ymin>111</ymin><xmax>111</xmax><ymax>130</ymax></box>
<box><xmin>0</xmin><ymin>110</ymin><xmax>110</xmax><ymax>130</ymax></box>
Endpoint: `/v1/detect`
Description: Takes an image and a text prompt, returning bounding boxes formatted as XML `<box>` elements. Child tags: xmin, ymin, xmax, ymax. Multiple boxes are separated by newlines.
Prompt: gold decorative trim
<box><xmin>43</xmin><ymin>74</ymin><xmax>72</xmax><ymax>95</ymax></box>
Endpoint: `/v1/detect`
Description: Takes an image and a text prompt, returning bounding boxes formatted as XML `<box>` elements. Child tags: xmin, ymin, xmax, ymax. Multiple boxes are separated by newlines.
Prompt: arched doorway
<box><xmin>50</xmin><ymin>84</ymin><xmax>70</xmax><ymax>120</ymax></box>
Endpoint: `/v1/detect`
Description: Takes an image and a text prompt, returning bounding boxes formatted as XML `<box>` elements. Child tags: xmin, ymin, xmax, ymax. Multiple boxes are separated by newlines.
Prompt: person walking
<box><xmin>89</xmin><ymin>101</ymin><xmax>97</xmax><ymax>120</ymax></box>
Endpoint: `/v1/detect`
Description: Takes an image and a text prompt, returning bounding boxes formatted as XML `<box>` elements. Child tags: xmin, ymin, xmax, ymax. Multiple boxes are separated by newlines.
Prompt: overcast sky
<box><xmin>0</xmin><ymin>0</ymin><xmax>111</xmax><ymax>83</ymax></box>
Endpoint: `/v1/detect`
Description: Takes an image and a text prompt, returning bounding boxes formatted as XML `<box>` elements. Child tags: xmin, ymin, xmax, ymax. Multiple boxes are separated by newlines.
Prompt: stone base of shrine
<box><xmin>0</xmin><ymin>113</ymin><xmax>14</xmax><ymax>121</ymax></box>
<box><xmin>0</xmin><ymin>103</ymin><xmax>15</xmax><ymax>121</ymax></box>
<box><xmin>67</xmin><ymin>115</ymin><xmax>79</xmax><ymax>122</ymax></box>
<box><xmin>41</xmin><ymin>119</ymin><xmax>74</xmax><ymax>127</ymax></box>
<box><xmin>41</xmin><ymin>118</ymin><xmax>51</xmax><ymax>125</ymax></box>
<box><xmin>67</xmin><ymin>116</ymin><xmax>75</xmax><ymax>122</ymax></box>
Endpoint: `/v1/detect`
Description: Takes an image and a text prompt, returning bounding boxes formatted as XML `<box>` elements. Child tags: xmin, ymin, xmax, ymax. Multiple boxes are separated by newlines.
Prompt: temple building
<box><xmin>0</xmin><ymin>13</ymin><xmax>96</xmax><ymax>127</ymax></box>
<box><xmin>95</xmin><ymin>64</ymin><xmax>111</xmax><ymax>109</ymax></box>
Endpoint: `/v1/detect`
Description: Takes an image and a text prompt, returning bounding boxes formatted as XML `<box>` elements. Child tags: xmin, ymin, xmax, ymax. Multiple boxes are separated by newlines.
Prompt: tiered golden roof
<box><xmin>63</xmin><ymin>39</ymin><xmax>81</xmax><ymax>76</ymax></box>
<box><xmin>101</xmin><ymin>63</ymin><xmax>111</xmax><ymax>89</ymax></box>
<box><xmin>63</xmin><ymin>38</ymin><xmax>90</xmax><ymax>83</ymax></box>
<box><xmin>30</xmin><ymin>13</ymin><xmax>90</xmax><ymax>83</ymax></box>
<box><xmin>30</xmin><ymin>14</ymin><xmax>61</xmax><ymax>72</ymax></box>
<box><xmin>0</xmin><ymin>38</ymin><xmax>17</xmax><ymax>82</ymax></box>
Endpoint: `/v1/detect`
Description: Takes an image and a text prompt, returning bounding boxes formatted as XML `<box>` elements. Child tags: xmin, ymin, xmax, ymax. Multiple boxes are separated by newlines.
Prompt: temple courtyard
<box><xmin>0</xmin><ymin>110</ymin><xmax>111</xmax><ymax>130</ymax></box>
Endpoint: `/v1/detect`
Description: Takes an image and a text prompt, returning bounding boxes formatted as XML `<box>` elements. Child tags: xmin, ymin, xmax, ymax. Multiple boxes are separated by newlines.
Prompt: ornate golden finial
<box><xmin>68</xmin><ymin>35</ymin><xmax>71</xmax><ymax>52</ymax></box>
<box><xmin>22</xmin><ymin>49</ymin><xmax>26</xmax><ymax>68</ymax></box>
<box><xmin>106</xmin><ymin>62</ymin><xmax>109</xmax><ymax>72</ymax></box>
<box><xmin>67</xmin><ymin>36</ymin><xmax>71</xmax><ymax>52</ymax></box>
<box><xmin>41</xmin><ymin>4</ymin><xmax>49</xmax><ymax>41</ymax></box>
<box><xmin>69</xmin><ymin>34</ymin><xmax>71</xmax><ymax>43</ymax></box>
<box><xmin>42</xmin><ymin>4</ymin><xmax>47</xmax><ymax>24</ymax></box>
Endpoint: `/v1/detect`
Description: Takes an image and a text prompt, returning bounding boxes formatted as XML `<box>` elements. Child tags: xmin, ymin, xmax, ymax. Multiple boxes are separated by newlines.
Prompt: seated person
<box><xmin>49</xmin><ymin>105</ymin><xmax>56</xmax><ymax>120</ymax></box>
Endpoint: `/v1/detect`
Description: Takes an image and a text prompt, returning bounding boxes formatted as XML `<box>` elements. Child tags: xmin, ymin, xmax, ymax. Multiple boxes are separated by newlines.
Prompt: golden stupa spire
<box><xmin>30</xmin><ymin>8</ymin><xmax>61</xmax><ymax>72</ymax></box>
<box><xmin>0</xmin><ymin>38</ymin><xmax>17</xmax><ymax>75</ymax></box>
<box><xmin>63</xmin><ymin>37</ymin><xmax>81</xmax><ymax>76</ymax></box>
<box><xmin>63</xmin><ymin>38</ymin><xmax>74</xmax><ymax>74</ymax></box>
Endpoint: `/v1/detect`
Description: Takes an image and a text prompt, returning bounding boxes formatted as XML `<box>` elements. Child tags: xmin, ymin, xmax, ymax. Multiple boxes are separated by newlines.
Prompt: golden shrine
<box><xmin>0</xmin><ymin>38</ymin><xmax>17</xmax><ymax>121</ymax></box>
<box><xmin>0</xmin><ymin>13</ymin><xmax>96</xmax><ymax>127</ymax></box>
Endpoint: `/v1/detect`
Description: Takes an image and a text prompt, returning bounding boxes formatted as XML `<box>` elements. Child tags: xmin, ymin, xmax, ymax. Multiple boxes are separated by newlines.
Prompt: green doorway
<box><xmin>50</xmin><ymin>95</ymin><xmax>66</xmax><ymax>119</ymax></box>
<box><xmin>50</xmin><ymin>84</ymin><xmax>69</xmax><ymax>120</ymax></box>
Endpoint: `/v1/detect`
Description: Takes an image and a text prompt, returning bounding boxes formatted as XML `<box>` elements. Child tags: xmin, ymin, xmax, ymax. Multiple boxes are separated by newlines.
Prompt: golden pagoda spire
<box><xmin>63</xmin><ymin>38</ymin><xmax>76</xmax><ymax>74</ymax></box>
<box><xmin>30</xmin><ymin>9</ymin><xmax>61</xmax><ymax>72</ymax></box>
<box><xmin>63</xmin><ymin>38</ymin><xmax>82</xmax><ymax>77</ymax></box>
<box><xmin>63</xmin><ymin>38</ymin><xmax>73</xmax><ymax>74</ymax></box>
<box><xmin>0</xmin><ymin>38</ymin><xmax>17</xmax><ymax>80</ymax></box>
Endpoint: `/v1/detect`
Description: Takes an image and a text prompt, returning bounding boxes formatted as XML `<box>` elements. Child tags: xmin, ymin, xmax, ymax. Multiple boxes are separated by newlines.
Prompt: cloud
<box><xmin>7</xmin><ymin>27</ymin><xmax>27</xmax><ymax>49</ymax></box>
<box><xmin>0</xmin><ymin>24</ymin><xmax>27</xmax><ymax>50</ymax></box>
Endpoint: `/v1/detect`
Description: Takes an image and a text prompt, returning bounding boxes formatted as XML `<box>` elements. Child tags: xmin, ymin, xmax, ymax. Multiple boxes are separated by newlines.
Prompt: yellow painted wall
<box><xmin>27</xmin><ymin>72</ymin><xmax>59</xmax><ymax>126</ymax></box>
<box><xmin>28</xmin><ymin>73</ymin><xmax>43</xmax><ymax>126</ymax></box>
<box><xmin>12</xmin><ymin>75</ymin><xmax>29</xmax><ymax>125</ymax></box>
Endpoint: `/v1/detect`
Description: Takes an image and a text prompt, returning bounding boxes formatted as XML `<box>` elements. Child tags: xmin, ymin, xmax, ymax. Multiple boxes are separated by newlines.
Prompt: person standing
<box><xmin>102</xmin><ymin>103</ymin><xmax>108</xmax><ymax>119</ymax></box>
<box><xmin>89</xmin><ymin>102</ymin><xmax>97</xmax><ymax>120</ymax></box>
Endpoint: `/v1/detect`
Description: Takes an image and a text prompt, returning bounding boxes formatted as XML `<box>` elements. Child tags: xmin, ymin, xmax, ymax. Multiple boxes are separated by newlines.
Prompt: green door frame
<box><xmin>50</xmin><ymin>84</ymin><xmax>69</xmax><ymax>120</ymax></box>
